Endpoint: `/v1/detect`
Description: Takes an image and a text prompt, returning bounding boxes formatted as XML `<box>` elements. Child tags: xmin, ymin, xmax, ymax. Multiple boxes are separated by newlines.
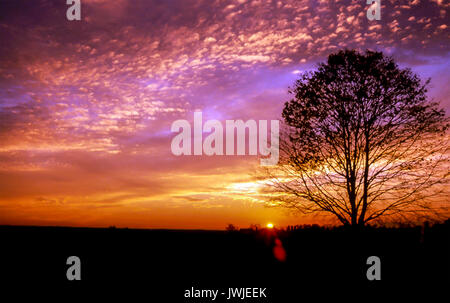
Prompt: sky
<box><xmin>0</xmin><ymin>0</ymin><xmax>449</xmax><ymax>229</ymax></box>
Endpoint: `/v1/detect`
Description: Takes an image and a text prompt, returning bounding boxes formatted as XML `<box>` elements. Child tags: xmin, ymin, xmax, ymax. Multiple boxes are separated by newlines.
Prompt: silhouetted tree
<box><xmin>226</xmin><ymin>224</ymin><xmax>238</xmax><ymax>231</ymax></box>
<box><xmin>262</xmin><ymin>50</ymin><xmax>449</xmax><ymax>227</ymax></box>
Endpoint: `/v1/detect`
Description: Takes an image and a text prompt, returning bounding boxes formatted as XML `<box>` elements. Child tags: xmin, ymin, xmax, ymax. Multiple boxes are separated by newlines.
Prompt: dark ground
<box><xmin>0</xmin><ymin>223</ymin><xmax>448</xmax><ymax>301</ymax></box>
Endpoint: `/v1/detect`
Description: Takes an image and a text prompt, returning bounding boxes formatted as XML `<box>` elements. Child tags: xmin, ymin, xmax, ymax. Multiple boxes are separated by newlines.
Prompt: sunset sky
<box><xmin>0</xmin><ymin>0</ymin><xmax>449</xmax><ymax>229</ymax></box>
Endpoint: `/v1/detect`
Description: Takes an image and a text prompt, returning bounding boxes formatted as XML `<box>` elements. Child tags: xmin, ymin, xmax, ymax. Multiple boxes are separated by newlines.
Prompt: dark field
<box><xmin>0</xmin><ymin>223</ymin><xmax>448</xmax><ymax>301</ymax></box>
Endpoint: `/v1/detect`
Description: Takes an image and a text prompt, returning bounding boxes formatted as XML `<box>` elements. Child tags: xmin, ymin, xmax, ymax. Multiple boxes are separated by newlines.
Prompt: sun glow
<box><xmin>227</xmin><ymin>181</ymin><xmax>262</xmax><ymax>193</ymax></box>
<box><xmin>267</xmin><ymin>223</ymin><xmax>274</xmax><ymax>229</ymax></box>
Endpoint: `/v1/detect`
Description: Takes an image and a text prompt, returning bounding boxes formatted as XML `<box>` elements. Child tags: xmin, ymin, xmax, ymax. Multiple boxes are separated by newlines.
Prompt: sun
<box><xmin>266</xmin><ymin>223</ymin><xmax>274</xmax><ymax>229</ymax></box>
